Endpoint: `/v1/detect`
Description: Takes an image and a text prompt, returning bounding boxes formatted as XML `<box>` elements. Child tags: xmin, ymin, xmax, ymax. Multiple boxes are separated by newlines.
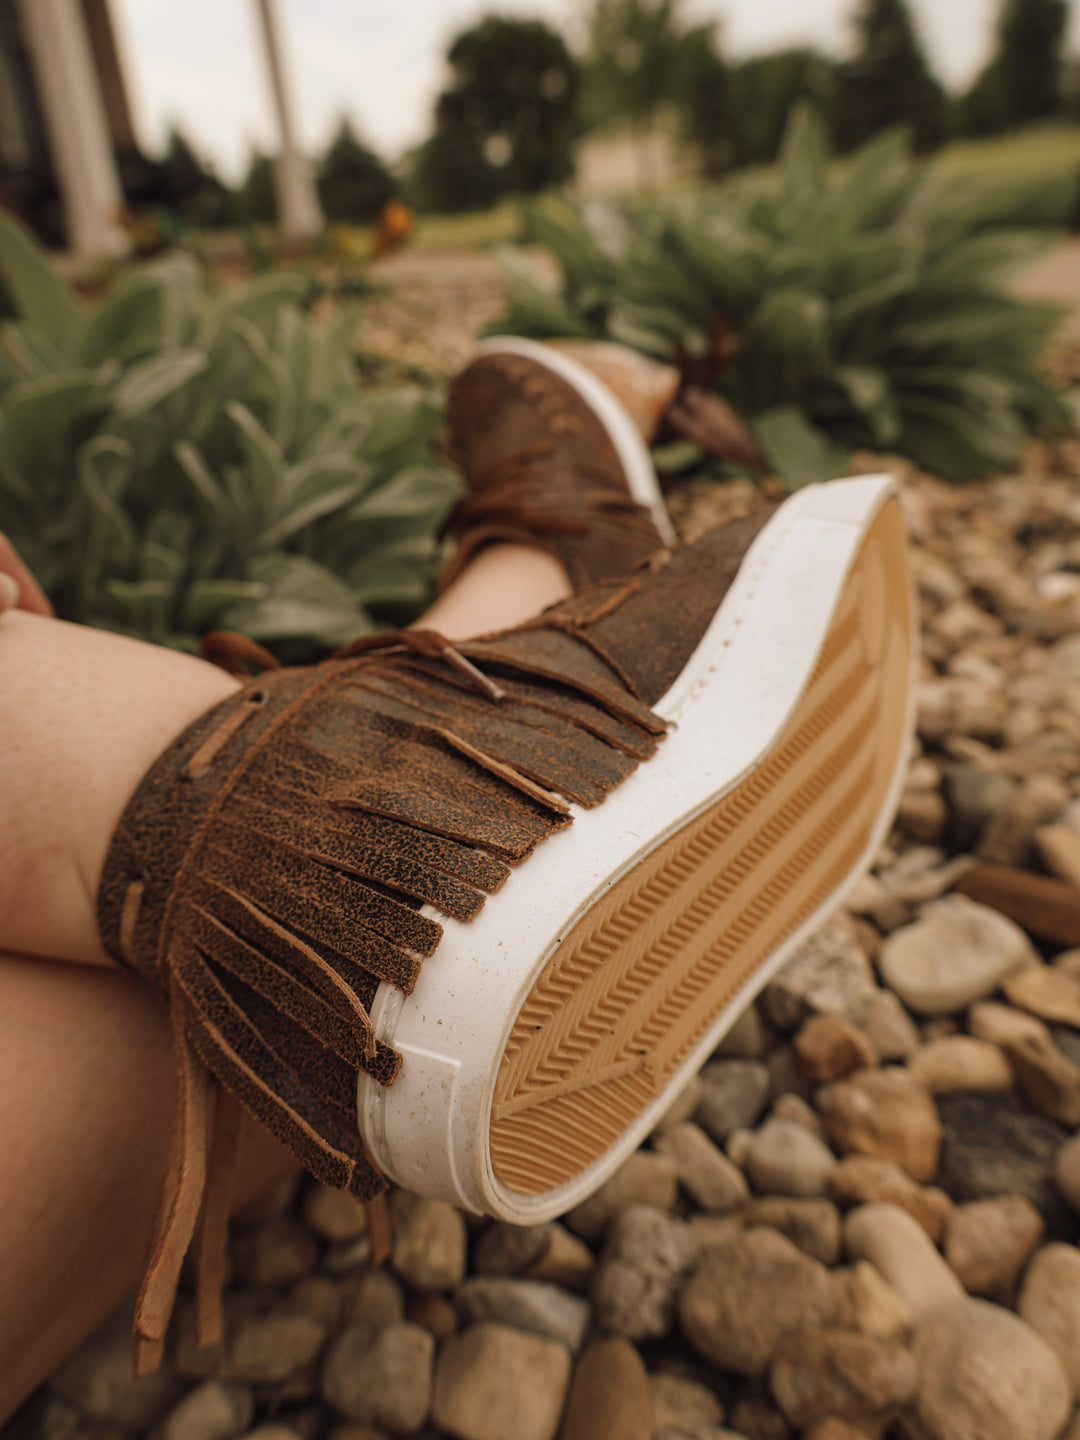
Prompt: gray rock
<box><xmin>760</xmin><ymin>919</ymin><xmax>876</xmax><ymax>1032</ymax></box>
<box><xmin>473</xmin><ymin>1221</ymin><xmax>554</xmax><ymax>1277</ymax></box>
<box><xmin>455</xmin><ymin>1276</ymin><xmax>590</xmax><ymax>1353</ymax></box>
<box><xmin>935</xmin><ymin>1094</ymin><xmax>1071</xmax><ymax>1231</ymax></box>
<box><xmin>321</xmin><ymin>1321</ymin><xmax>434</xmax><ymax>1432</ymax></box>
<box><xmin>339</xmin><ymin>1266</ymin><xmax>405</xmax><ymax>1329</ymax></box>
<box><xmin>745</xmin><ymin>1117</ymin><xmax>836</xmax><ymax>1197</ymax></box>
<box><xmin>653</xmin><ymin>1123</ymin><xmax>751</xmax><ymax>1212</ymax></box>
<box><xmin>1018</xmin><ymin>1243</ymin><xmax>1080</xmax><ymax>1400</ymax></box>
<box><xmin>845</xmin><ymin>989</ymin><xmax>921</xmax><ymax>1062</ymax></box>
<box><xmin>941</xmin><ymin>764</ymin><xmax>1015</xmax><ymax>854</ymax></box>
<box><xmin>300</xmin><ymin>1183</ymin><xmax>368</xmax><ymax>1243</ymax></box>
<box><xmin>432</xmin><ymin>1322</ymin><xmax>571</xmax><ymax>1440</ymax></box>
<box><xmin>910</xmin><ymin>1297</ymin><xmax>1071</xmax><ymax>1440</ymax></box>
<box><xmin>694</xmin><ymin>1060</ymin><xmax>771</xmax><ymax>1141</ymax></box>
<box><xmin>151</xmin><ymin>1384</ymin><xmax>253</xmax><ymax>1440</ymax></box>
<box><xmin>389</xmin><ymin>1191</ymin><xmax>467</xmax><ymax>1291</ymax></box>
<box><xmin>713</xmin><ymin>1002</ymin><xmax>773</xmax><ymax>1058</ymax></box>
<box><xmin>678</xmin><ymin>1227</ymin><xmax>835</xmax><ymax>1378</ymax></box>
<box><xmin>50</xmin><ymin>1305</ymin><xmax>183</xmax><ymax>1429</ymax></box>
<box><xmin>233</xmin><ymin>1218</ymin><xmax>318</xmax><ymax>1290</ymax></box>
<box><xmin>769</xmin><ymin>1327</ymin><xmax>918</xmax><ymax>1433</ymax></box>
<box><xmin>226</xmin><ymin>1309</ymin><xmax>327</xmax><ymax>1384</ymax></box>
<box><xmin>591</xmin><ymin>1205</ymin><xmax>697</xmax><ymax>1341</ymax></box>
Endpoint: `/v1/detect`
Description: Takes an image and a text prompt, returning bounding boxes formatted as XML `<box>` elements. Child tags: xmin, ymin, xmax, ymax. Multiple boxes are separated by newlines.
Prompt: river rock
<box><xmin>909</xmin><ymin>1298</ymin><xmax>1071</xmax><ymax>1440</ymax></box>
<box><xmin>455</xmin><ymin>1277</ymin><xmax>589</xmax><ymax>1353</ymax></box>
<box><xmin>741</xmin><ymin>1197</ymin><xmax>842</xmax><ymax>1265</ymax></box>
<box><xmin>804</xmin><ymin>1422</ymin><xmax>874</xmax><ymax>1440</ymax></box>
<box><xmin>1035</xmin><ymin>822</ymin><xmax>1080</xmax><ymax>887</ymax></box>
<box><xmin>831</xmin><ymin>1260</ymin><xmax>913</xmax><ymax>1344</ymax></box>
<box><xmin>49</xmin><ymin>1305</ymin><xmax>183</xmax><ymax>1429</ymax></box>
<box><xmin>1056</xmin><ymin>1132</ymin><xmax>1080</xmax><ymax>1216</ymax></box>
<box><xmin>1005</xmin><ymin>963</ymin><xmax>1080</xmax><ymax>1028</ymax></box>
<box><xmin>953</xmin><ymin>863</ymin><xmax>1080</xmax><ymax>947</ymax></box>
<box><xmin>339</xmin><ymin>1267</ymin><xmax>405</xmax><ymax>1329</ymax></box>
<box><xmin>151</xmin><ymin>1383</ymin><xmax>253</xmax><ymax>1440</ymax></box>
<box><xmin>843</xmin><ymin>1205</ymin><xmax>963</xmax><ymax>1322</ymax></box>
<box><xmin>389</xmin><ymin>1192</ymin><xmax>466</xmax><ymax>1291</ymax></box>
<box><xmin>653</xmin><ymin>1122</ymin><xmax>751</xmax><ymax>1212</ymax></box>
<box><xmin>300</xmin><ymin>1184</ymin><xmax>368</xmax><ymax>1243</ymax></box>
<box><xmin>769</xmin><ymin>1327</ymin><xmax>918</xmax><ymax>1434</ymax></box>
<box><xmin>745</xmin><ymin>1117</ymin><xmax>837</xmax><ymax>1196</ymax></box>
<box><xmin>818</xmin><ymin>1069</ymin><xmax>941</xmax><ymax>1181</ymax></box>
<box><xmin>943</xmin><ymin>1196</ymin><xmax>1044</xmax><ymax>1301</ymax></box>
<box><xmin>647</xmin><ymin>1372</ymin><xmax>726</xmax><ymax>1438</ymax></box>
<box><xmin>793</xmin><ymin>1016</ymin><xmax>877</xmax><ymax>1082</ymax></box>
<box><xmin>557</xmin><ymin>1337</ymin><xmax>650</xmax><ymax>1440</ymax></box>
<box><xmin>565</xmin><ymin>1152</ymin><xmax>678</xmax><ymax>1242</ymax></box>
<box><xmin>591</xmin><ymin>1205</ymin><xmax>697</xmax><ymax>1341</ymax></box>
<box><xmin>473</xmin><ymin>1222</ymin><xmax>554</xmax><ymax>1277</ymax></box>
<box><xmin>695</xmin><ymin>1060</ymin><xmax>771</xmax><ymax>1140</ymax></box>
<box><xmin>906</xmin><ymin>1035</ymin><xmax>1013</xmax><ymax>1095</ymax></box>
<box><xmin>827</xmin><ymin>1155</ymin><xmax>952</xmax><ymax>1242</ymax></box>
<box><xmin>234</xmin><ymin>1218</ymin><xmax>318</xmax><ymax>1290</ymax></box>
<box><xmin>678</xmin><ymin>1227</ymin><xmax>835</xmax><ymax>1377</ymax></box>
<box><xmin>845</xmin><ymin>989</ymin><xmax>920</xmax><ymax>1061</ymax></box>
<box><xmin>524</xmin><ymin>1224</ymin><xmax>596</xmax><ymax>1292</ymax></box>
<box><xmin>432</xmin><ymin>1322</ymin><xmax>571</xmax><ymax>1440</ymax></box>
<box><xmin>1018</xmin><ymin>1243</ymin><xmax>1080</xmax><ymax>1399</ymax></box>
<box><xmin>760</xmin><ymin>919</ymin><xmax>876</xmax><ymax>1032</ymax></box>
<box><xmin>936</xmin><ymin>1094</ymin><xmax>1071</xmax><ymax>1229</ymax></box>
<box><xmin>321</xmin><ymin>1321</ymin><xmax>434</xmax><ymax>1431</ymax></box>
<box><xmin>877</xmin><ymin>896</ymin><xmax>1036</xmax><ymax>1015</ymax></box>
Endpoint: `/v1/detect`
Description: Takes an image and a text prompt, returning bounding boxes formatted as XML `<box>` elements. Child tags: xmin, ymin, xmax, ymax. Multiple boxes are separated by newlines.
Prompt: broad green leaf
<box><xmin>780</xmin><ymin>103</ymin><xmax>829</xmax><ymax>216</ymax></box>
<box><xmin>226</xmin><ymin>399</ymin><xmax>287</xmax><ymax>519</ymax></box>
<box><xmin>0</xmin><ymin>370</ymin><xmax>110</xmax><ymax>499</ymax></box>
<box><xmin>752</xmin><ymin>406</ymin><xmax>850</xmax><ymax>489</ymax></box>
<box><xmin>221</xmin><ymin>552</ymin><xmax>373</xmax><ymax>646</ymax></box>
<box><xmin>110</xmin><ymin>349</ymin><xmax>207</xmax><ymax>421</ymax></box>
<box><xmin>0</xmin><ymin>211</ymin><xmax>86</xmax><ymax>356</ymax></box>
<box><xmin>183</xmin><ymin>578</ymin><xmax>268</xmax><ymax>631</ymax></box>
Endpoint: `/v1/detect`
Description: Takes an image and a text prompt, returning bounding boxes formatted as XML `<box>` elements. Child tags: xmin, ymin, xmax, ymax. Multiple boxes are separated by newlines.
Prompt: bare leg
<box><xmin>0</xmin><ymin>539</ymin><xmax>571</xmax><ymax>1419</ymax></box>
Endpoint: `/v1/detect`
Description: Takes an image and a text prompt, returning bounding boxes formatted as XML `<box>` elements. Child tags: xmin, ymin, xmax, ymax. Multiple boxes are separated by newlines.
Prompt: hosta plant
<box><xmin>489</xmin><ymin>105</ymin><xmax>1071</xmax><ymax>488</ymax></box>
<box><xmin>0</xmin><ymin>214</ymin><xmax>459</xmax><ymax>655</ymax></box>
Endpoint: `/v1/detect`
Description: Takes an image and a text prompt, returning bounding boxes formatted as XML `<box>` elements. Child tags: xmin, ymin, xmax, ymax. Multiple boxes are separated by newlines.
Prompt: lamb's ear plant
<box><xmin>489</xmin><ymin>105</ymin><xmax>1071</xmax><ymax>489</ymax></box>
<box><xmin>0</xmin><ymin>214</ymin><xmax>459</xmax><ymax>655</ymax></box>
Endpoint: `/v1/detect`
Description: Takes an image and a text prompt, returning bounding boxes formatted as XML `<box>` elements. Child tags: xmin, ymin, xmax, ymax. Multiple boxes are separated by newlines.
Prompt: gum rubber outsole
<box><xmin>358</xmin><ymin>477</ymin><xmax>915</xmax><ymax>1219</ymax></box>
<box><xmin>488</xmin><ymin>497</ymin><xmax>911</xmax><ymax>1193</ymax></box>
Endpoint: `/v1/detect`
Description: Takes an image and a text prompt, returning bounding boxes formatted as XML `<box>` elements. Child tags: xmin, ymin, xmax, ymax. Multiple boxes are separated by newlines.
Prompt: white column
<box><xmin>252</xmin><ymin>0</ymin><xmax>323</xmax><ymax>242</ymax></box>
<box><xmin>17</xmin><ymin>0</ymin><xmax>128</xmax><ymax>260</ymax></box>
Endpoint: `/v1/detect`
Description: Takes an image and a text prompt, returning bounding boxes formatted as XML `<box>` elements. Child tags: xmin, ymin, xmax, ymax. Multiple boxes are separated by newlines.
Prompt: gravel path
<box><xmin>8</xmin><ymin>262</ymin><xmax>1080</xmax><ymax>1440</ymax></box>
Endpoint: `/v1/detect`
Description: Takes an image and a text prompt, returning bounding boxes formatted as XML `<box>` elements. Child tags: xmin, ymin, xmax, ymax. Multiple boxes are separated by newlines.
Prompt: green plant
<box><xmin>0</xmin><ymin>215</ymin><xmax>459</xmax><ymax>655</ymax></box>
<box><xmin>488</xmin><ymin>106</ymin><xmax>1070</xmax><ymax>487</ymax></box>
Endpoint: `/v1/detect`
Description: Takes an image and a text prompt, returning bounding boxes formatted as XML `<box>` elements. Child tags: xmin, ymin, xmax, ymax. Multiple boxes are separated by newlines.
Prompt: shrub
<box><xmin>488</xmin><ymin>106</ymin><xmax>1070</xmax><ymax>488</ymax></box>
<box><xmin>0</xmin><ymin>215</ymin><xmax>459</xmax><ymax>655</ymax></box>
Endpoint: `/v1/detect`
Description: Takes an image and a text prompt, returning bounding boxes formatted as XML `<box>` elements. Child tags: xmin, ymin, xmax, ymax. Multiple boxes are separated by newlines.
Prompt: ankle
<box><xmin>422</xmin><ymin>543</ymin><xmax>573</xmax><ymax>641</ymax></box>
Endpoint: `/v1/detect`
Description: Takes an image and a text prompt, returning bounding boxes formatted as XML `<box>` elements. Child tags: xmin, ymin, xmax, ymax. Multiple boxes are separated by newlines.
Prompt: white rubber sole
<box><xmin>358</xmin><ymin>473</ymin><xmax>915</xmax><ymax>1219</ymax></box>
<box><xmin>471</xmin><ymin>334</ymin><xmax>677</xmax><ymax>546</ymax></box>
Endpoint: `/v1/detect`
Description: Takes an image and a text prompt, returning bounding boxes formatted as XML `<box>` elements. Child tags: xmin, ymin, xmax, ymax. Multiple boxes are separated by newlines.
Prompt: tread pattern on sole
<box><xmin>488</xmin><ymin>499</ymin><xmax>913</xmax><ymax>1195</ymax></box>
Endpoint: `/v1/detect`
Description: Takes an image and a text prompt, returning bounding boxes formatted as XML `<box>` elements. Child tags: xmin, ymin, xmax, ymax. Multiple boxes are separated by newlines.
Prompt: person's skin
<box><xmin>0</xmin><ymin>536</ymin><xmax>572</xmax><ymax>1422</ymax></box>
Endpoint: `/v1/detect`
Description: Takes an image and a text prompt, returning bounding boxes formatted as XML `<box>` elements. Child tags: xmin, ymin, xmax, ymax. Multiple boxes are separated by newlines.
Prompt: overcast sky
<box><xmin>111</xmin><ymin>0</ymin><xmax>1080</xmax><ymax>179</ymax></box>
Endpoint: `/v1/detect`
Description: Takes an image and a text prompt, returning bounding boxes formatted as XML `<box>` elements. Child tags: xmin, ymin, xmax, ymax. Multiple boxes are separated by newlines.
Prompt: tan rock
<box><xmin>741</xmin><ymin>1197</ymin><xmax>842</xmax><ymax>1265</ymax></box>
<box><xmin>301</xmin><ymin>1183</ymin><xmax>368</xmax><ymax>1243</ymax></box>
<box><xmin>432</xmin><ymin>1323</ymin><xmax>572</xmax><ymax>1440</ymax></box>
<box><xmin>967</xmin><ymin>1000</ymin><xmax>1080</xmax><ymax>1126</ymax></box>
<box><xmin>321</xmin><ymin>1322</ymin><xmax>434</xmax><ymax>1432</ymax></box>
<box><xmin>1035</xmin><ymin>823</ymin><xmax>1080</xmax><ymax>888</ymax></box>
<box><xmin>557</xmin><ymin>1336</ymin><xmax>650</xmax><ymax>1440</ymax></box>
<box><xmin>647</xmin><ymin>1371</ymin><xmax>725</xmax><ymax>1437</ymax></box>
<box><xmin>389</xmin><ymin>1192</ymin><xmax>467</xmax><ymax>1291</ymax></box>
<box><xmin>1056</xmin><ymin>1132</ymin><xmax>1080</xmax><ymax>1217</ymax></box>
<box><xmin>565</xmin><ymin>1152</ymin><xmax>677</xmax><ymax>1242</ymax></box>
<box><xmin>818</xmin><ymin>1069</ymin><xmax>942</xmax><ymax>1182</ymax></box>
<box><xmin>907</xmin><ymin>1035</ymin><xmax>1013</xmax><ymax>1096</ymax></box>
<box><xmin>524</xmin><ymin>1224</ymin><xmax>595</xmax><ymax>1293</ymax></box>
<box><xmin>405</xmin><ymin>1292</ymin><xmax>457</xmax><ymax>1342</ymax></box>
<box><xmin>843</xmin><ymin>1205</ymin><xmax>964</xmax><ymax>1323</ymax></box>
<box><xmin>804</xmin><ymin>1422</ymin><xmax>873</xmax><ymax>1440</ymax></box>
<box><xmin>968</xmin><ymin>999</ymin><xmax>1047</xmax><ymax>1048</ymax></box>
<box><xmin>943</xmin><ymin>1196</ymin><xmax>1044</xmax><ymax>1301</ymax></box>
<box><xmin>745</xmin><ymin>1116</ymin><xmax>837</xmax><ymax>1197</ymax></box>
<box><xmin>769</xmin><ymin>1327</ymin><xmax>918</xmax><ymax>1435</ymax></box>
<box><xmin>911</xmin><ymin>1298</ymin><xmax>1071</xmax><ymax>1440</ymax></box>
<box><xmin>831</xmin><ymin>1260</ymin><xmax>914</xmax><ymax>1344</ymax></box>
<box><xmin>1018</xmin><ymin>1243</ymin><xmax>1080</xmax><ymax>1400</ymax></box>
<box><xmin>794</xmin><ymin>1016</ymin><xmax>878</xmax><ymax>1083</ymax></box>
<box><xmin>1004</xmin><ymin>963</ymin><xmax>1080</xmax><ymax>1028</ymax></box>
<box><xmin>653</xmin><ymin>1122</ymin><xmax>751</xmax><ymax>1213</ymax></box>
<box><xmin>827</xmin><ymin>1156</ymin><xmax>952</xmax><ymax>1242</ymax></box>
<box><xmin>678</xmin><ymin>1227</ymin><xmax>835</xmax><ymax>1378</ymax></box>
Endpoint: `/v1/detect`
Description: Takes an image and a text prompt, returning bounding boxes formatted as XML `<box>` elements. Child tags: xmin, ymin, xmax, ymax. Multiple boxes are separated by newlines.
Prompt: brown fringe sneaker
<box><xmin>439</xmin><ymin>336</ymin><xmax>676</xmax><ymax>591</ymax></box>
<box><xmin>96</xmin><ymin>473</ymin><xmax>914</xmax><ymax>1371</ymax></box>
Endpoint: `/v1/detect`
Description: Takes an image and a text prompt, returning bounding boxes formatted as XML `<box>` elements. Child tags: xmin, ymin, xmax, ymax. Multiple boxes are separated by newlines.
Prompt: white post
<box><xmin>16</xmin><ymin>0</ymin><xmax>128</xmax><ymax>260</ymax></box>
<box><xmin>252</xmin><ymin>0</ymin><xmax>323</xmax><ymax>242</ymax></box>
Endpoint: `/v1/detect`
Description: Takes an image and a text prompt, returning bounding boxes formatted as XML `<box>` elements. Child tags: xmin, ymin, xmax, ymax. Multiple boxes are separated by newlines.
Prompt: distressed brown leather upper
<box><xmin>95</xmin><ymin>508</ymin><xmax>772</xmax><ymax>1370</ymax></box>
<box><xmin>440</xmin><ymin>351</ymin><xmax>668</xmax><ymax>591</ymax></box>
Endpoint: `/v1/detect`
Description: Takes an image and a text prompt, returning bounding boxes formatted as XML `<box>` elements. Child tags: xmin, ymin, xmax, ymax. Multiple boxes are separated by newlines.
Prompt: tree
<box><xmin>159</xmin><ymin>128</ymin><xmax>237</xmax><ymax>229</ymax></box>
<box><xmin>677</xmin><ymin>24</ymin><xmax>732</xmax><ymax>176</ymax></box>
<box><xmin>580</xmin><ymin>0</ymin><xmax>688</xmax><ymax>132</ymax></box>
<box><xmin>434</xmin><ymin>17</ymin><xmax>578</xmax><ymax>195</ymax></box>
<box><xmin>728</xmin><ymin>49</ymin><xmax>835</xmax><ymax>167</ymax></box>
<box><xmin>833</xmin><ymin>0</ymin><xmax>946</xmax><ymax>153</ymax></box>
<box><xmin>317</xmin><ymin>121</ymin><xmax>397</xmax><ymax>223</ymax></box>
<box><xmin>408</xmin><ymin>121</ymin><xmax>505</xmax><ymax>214</ymax></box>
<box><xmin>957</xmin><ymin>0</ymin><xmax>1068</xmax><ymax>136</ymax></box>
<box><xmin>241</xmin><ymin>152</ymin><xmax>277</xmax><ymax>223</ymax></box>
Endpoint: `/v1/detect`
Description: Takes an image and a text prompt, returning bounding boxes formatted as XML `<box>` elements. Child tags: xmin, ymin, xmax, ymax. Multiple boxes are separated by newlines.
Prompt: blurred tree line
<box><xmin>139</xmin><ymin>0</ymin><xmax>1076</xmax><ymax>226</ymax></box>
